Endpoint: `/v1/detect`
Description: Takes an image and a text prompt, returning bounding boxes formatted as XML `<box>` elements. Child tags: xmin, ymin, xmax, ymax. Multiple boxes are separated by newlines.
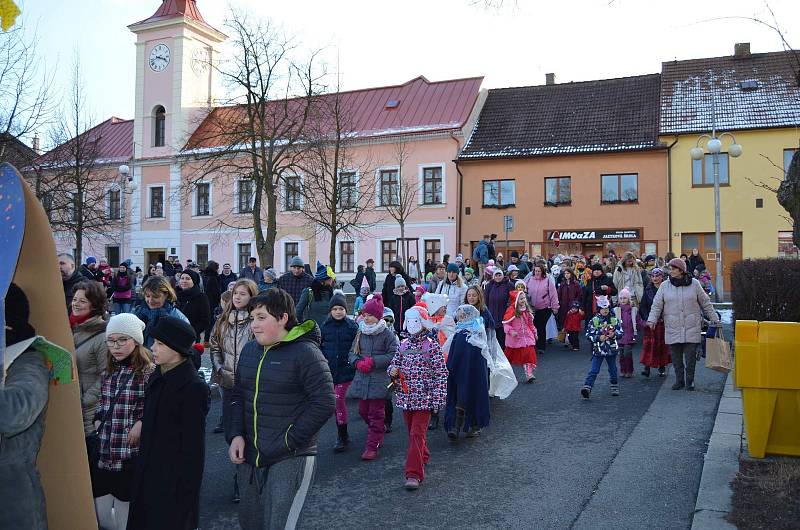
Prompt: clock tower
<box><xmin>128</xmin><ymin>0</ymin><xmax>226</xmax><ymax>159</ymax></box>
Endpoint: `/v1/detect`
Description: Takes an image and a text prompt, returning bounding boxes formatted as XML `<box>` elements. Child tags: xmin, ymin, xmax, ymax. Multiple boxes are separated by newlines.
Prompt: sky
<box><xmin>14</xmin><ymin>0</ymin><xmax>800</xmax><ymax>146</ymax></box>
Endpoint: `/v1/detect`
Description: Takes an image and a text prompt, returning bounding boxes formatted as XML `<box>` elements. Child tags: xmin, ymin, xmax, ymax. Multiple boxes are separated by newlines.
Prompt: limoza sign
<box><xmin>546</xmin><ymin>229</ymin><xmax>641</xmax><ymax>241</ymax></box>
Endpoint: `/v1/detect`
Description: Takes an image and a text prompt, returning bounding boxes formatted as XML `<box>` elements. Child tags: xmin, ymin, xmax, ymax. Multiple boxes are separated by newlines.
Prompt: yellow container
<box><xmin>735</xmin><ymin>320</ymin><xmax>800</xmax><ymax>458</ymax></box>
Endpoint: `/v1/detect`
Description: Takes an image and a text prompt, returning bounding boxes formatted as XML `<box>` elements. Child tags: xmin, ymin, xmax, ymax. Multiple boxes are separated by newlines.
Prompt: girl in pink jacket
<box><xmin>502</xmin><ymin>290</ymin><xmax>538</xmax><ymax>383</ymax></box>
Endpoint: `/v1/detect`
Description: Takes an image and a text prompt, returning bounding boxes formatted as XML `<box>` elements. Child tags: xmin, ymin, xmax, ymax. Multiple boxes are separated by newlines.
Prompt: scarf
<box><xmin>669</xmin><ymin>273</ymin><xmax>693</xmax><ymax>287</ymax></box>
<box><xmin>139</xmin><ymin>302</ymin><xmax>176</xmax><ymax>343</ymax></box>
<box><xmin>359</xmin><ymin>318</ymin><xmax>387</xmax><ymax>336</ymax></box>
<box><xmin>69</xmin><ymin>312</ymin><xmax>92</xmax><ymax>328</ymax></box>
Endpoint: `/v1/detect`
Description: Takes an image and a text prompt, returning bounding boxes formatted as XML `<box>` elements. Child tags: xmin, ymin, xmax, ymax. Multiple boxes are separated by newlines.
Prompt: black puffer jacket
<box><xmin>582</xmin><ymin>273</ymin><xmax>618</xmax><ymax>318</ymax></box>
<box><xmin>176</xmin><ymin>286</ymin><xmax>211</xmax><ymax>342</ymax></box>
<box><xmin>229</xmin><ymin>321</ymin><xmax>334</xmax><ymax>468</ymax></box>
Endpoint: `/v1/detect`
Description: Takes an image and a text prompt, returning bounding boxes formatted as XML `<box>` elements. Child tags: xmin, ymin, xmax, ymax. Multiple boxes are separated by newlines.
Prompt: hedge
<box><xmin>731</xmin><ymin>258</ymin><xmax>800</xmax><ymax>322</ymax></box>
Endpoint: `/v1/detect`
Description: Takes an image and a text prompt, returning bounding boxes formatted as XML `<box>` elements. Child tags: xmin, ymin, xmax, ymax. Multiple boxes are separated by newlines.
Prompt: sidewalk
<box><xmin>691</xmin><ymin>373</ymin><xmax>743</xmax><ymax>530</ymax></box>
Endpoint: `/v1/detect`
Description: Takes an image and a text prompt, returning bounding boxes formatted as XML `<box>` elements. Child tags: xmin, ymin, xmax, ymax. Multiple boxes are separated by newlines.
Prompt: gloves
<box><xmin>356</xmin><ymin>356</ymin><xmax>374</xmax><ymax>374</ymax></box>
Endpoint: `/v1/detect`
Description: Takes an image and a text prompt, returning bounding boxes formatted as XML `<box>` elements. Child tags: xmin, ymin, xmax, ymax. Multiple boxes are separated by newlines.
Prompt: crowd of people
<box><xmin>38</xmin><ymin>241</ymin><xmax>724</xmax><ymax>529</ymax></box>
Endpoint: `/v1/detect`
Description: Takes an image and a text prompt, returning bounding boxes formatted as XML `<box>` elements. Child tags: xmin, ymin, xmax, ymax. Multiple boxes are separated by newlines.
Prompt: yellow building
<box><xmin>659</xmin><ymin>44</ymin><xmax>800</xmax><ymax>295</ymax></box>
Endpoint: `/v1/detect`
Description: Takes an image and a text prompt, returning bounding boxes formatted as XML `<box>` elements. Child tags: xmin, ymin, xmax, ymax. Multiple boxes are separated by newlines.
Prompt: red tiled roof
<box><xmin>37</xmin><ymin>117</ymin><xmax>133</xmax><ymax>166</ymax></box>
<box><xmin>135</xmin><ymin>0</ymin><xmax>207</xmax><ymax>25</ymax></box>
<box><xmin>186</xmin><ymin>75</ymin><xmax>484</xmax><ymax>150</ymax></box>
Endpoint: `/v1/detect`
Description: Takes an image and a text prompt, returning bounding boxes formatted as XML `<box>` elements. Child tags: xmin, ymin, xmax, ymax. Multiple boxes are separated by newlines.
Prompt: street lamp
<box><xmin>690</xmin><ymin>132</ymin><xmax>742</xmax><ymax>302</ymax></box>
<box><xmin>118</xmin><ymin>164</ymin><xmax>137</xmax><ymax>265</ymax></box>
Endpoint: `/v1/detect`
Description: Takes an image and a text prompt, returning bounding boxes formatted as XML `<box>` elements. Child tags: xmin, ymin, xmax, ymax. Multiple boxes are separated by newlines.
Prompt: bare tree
<box><xmin>381</xmin><ymin>139</ymin><xmax>422</xmax><ymax>263</ymax></box>
<box><xmin>184</xmin><ymin>10</ymin><xmax>325</xmax><ymax>268</ymax></box>
<box><xmin>0</xmin><ymin>25</ymin><xmax>56</xmax><ymax>163</ymax></box>
<box><xmin>34</xmin><ymin>58</ymin><xmax>121</xmax><ymax>259</ymax></box>
<box><xmin>293</xmin><ymin>88</ymin><xmax>380</xmax><ymax>268</ymax></box>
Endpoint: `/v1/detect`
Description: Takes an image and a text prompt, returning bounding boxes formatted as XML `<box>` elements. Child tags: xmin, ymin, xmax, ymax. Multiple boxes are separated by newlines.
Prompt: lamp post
<box><xmin>690</xmin><ymin>131</ymin><xmax>742</xmax><ymax>302</ymax></box>
<box><xmin>118</xmin><ymin>164</ymin><xmax>136</xmax><ymax>265</ymax></box>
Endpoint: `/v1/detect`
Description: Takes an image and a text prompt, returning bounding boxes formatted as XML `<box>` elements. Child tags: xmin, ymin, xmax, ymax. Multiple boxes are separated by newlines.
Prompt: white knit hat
<box><xmin>106</xmin><ymin>313</ymin><xmax>146</xmax><ymax>345</ymax></box>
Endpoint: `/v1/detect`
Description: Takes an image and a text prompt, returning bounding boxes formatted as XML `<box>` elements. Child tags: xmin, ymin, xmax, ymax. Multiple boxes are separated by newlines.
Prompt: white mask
<box><xmin>406</xmin><ymin>318</ymin><xmax>423</xmax><ymax>335</ymax></box>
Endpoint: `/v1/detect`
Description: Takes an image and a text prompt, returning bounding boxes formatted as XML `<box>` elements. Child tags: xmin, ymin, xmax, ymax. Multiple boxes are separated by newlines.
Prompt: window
<box><xmin>785</xmin><ymin>149</ymin><xmax>798</xmax><ymax>175</ymax></box>
<box><xmin>237</xmin><ymin>243</ymin><xmax>251</xmax><ymax>271</ymax></box>
<box><xmin>149</xmin><ymin>186</ymin><xmax>164</xmax><ymax>218</ymax></box>
<box><xmin>422</xmin><ymin>166</ymin><xmax>443</xmax><ymax>205</ymax></box>
<box><xmin>544</xmin><ymin>177</ymin><xmax>571</xmax><ymax>205</ymax></box>
<box><xmin>284</xmin><ymin>242</ymin><xmax>299</xmax><ymax>272</ymax></box>
<box><xmin>339</xmin><ymin>172</ymin><xmax>357</xmax><ymax>208</ymax></box>
<box><xmin>195</xmin><ymin>183</ymin><xmax>210</xmax><ymax>216</ymax></box>
<box><xmin>237</xmin><ymin>179</ymin><xmax>254</xmax><ymax>213</ymax></box>
<box><xmin>692</xmin><ymin>153</ymin><xmax>729</xmax><ymax>186</ymax></box>
<box><xmin>284</xmin><ymin>176</ymin><xmax>302</xmax><ymax>211</ymax></box>
<box><xmin>482</xmin><ymin>179</ymin><xmax>515</xmax><ymax>208</ymax></box>
<box><xmin>381</xmin><ymin>240</ymin><xmax>397</xmax><ymax>272</ymax></box>
<box><xmin>195</xmin><ymin>244</ymin><xmax>209</xmax><ymax>268</ymax></box>
<box><xmin>108</xmin><ymin>188</ymin><xmax>121</xmax><ymax>220</ymax></box>
<box><xmin>154</xmin><ymin>106</ymin><xmax>166</xmax><ymax>147</ymax></box>
<box><xmin>379</xmin><ymin>169</ymin><xmax>399</xmax><ymax>206</ymax></box>
<box><xmin>601</xmin><ymin>174</ymin><xmax>638</xmax><ymax>203</ymax></box>
<box><xmin>424</xmin><ymin>239</ymin><xmax>441</xmax><ymax>265</ymax></box>
<box><xmin>339</xmin><ymin>241</ymin><xmax>354</xmax><ymax>273</ymax></box>
<box><xmin>105</xmin><ymin>246</ymin><xmax>120</xmax><ymax>267</ymax></box>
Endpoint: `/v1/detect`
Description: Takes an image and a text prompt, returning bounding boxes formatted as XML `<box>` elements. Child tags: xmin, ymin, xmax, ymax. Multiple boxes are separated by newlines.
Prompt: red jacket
<box><xmin>563</xmin><ymin>309</ymin><xmax>584</xmax><ymax>332</ymax></box>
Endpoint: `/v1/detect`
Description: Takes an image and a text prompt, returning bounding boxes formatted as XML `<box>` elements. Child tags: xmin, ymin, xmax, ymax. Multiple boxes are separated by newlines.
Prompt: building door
<box><xmin>680</xmin><ymin>233</ymin><xmax>742</xmax><ymax>298</ymax></box>
<box><xmin>145</xmin><ymin>249</ymin><xmax>166</xmax><ymax>268</ymax></box>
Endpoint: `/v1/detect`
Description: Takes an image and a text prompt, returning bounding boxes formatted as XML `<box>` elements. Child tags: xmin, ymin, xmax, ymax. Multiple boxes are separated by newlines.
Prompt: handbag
<box><xmin>705</xmin><ymin>327</ymin><xmax>732</xmax><ymax>374</ymax></box>
<box><xmin>86</xmin><ymin>370</ymin><xmax>133</xmax><ymax>470</ymax></box>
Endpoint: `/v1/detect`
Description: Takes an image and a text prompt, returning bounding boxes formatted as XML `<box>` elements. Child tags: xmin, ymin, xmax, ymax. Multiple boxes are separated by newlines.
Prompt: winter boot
<box><xmin>641</xmin><ymin>367</ymin><xmax>651</xmax><ymax>378</ymax></box>
<box><xmin>658</xmin><ymin>366</ymin><xmax>666</xmax><ymax>377</ymax></box>
<box><xmin>427</xmin><ymin>412</ymin><xmax>439</xmax><ymax>431</ymax></box>
<box><xmin>333</xmin><ymin>424</ymin><xmax>349</xmax><ymax>453</ymax></box>
<box><xmin>524</xmin><ymin>363</ymin><xmax>536</xmax><ymax>384</ymax></box>
<box><xmin>447</xmin><ymin>408</ymin><xmax>465</xmax><ymax>441</ymax></box>
<box><xmin>611</xmin><ymin>384</ymin><xmax>620</xmax><ymax>396</ymax></box>
<box><xmin>672</xmin><ymin>379</ymin><xmax>685</xmax><ymax>390</ymax></box>
<box><xmin>581</xmin><ymin>385</ymin><xmax>591</xmax><ymax>399</ymax></box>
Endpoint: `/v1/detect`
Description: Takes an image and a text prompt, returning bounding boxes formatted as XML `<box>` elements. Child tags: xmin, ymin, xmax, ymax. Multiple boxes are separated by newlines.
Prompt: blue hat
<box><xmin>446</xmin><ymin>263</ymin><xmax>459</xmax><ymax>274</ymax></box>
<box><xmin>86</xmin><ymin>256</ymin><xmax>97</xmax><ymax>265</ymax></box>
<box><xmin>315</xmin><ymin>261</ymin><xmax>334</xmax><ymax>282</ymax></box>
<box><xmin>289</xmin><ymin>256</ymin><xmax>304</xmax><ymax>268</ymax></box>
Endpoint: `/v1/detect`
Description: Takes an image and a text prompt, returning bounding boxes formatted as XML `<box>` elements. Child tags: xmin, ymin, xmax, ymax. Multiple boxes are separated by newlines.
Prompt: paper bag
<box><xmin>705</xmin><ymin>327</ymin><xmax>732</xmax><ymax>374</ymax></box>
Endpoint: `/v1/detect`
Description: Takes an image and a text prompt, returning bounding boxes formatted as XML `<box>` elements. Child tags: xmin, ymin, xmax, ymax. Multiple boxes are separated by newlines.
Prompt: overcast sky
<box><xmin>16</xmin><ymin>0</ymin><xmax>800</xmax><ymax>145</ymax></box>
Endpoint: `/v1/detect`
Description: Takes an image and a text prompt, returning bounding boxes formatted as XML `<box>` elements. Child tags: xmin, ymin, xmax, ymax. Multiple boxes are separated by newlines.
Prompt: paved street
<box><xmin>198</xmin><ymin>338</ymin><xmax>726</xmax><ymax>530</ymax></box>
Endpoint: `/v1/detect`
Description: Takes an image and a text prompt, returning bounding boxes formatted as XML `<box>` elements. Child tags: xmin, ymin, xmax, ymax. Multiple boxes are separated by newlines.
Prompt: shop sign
<box><xmin>546</xmin><ymin>229</ymin><xmax>641</xmax><ymax>241</ymax></box>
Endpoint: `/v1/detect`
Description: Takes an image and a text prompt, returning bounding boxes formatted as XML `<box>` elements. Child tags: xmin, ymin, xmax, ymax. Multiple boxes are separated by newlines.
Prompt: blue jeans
<box><xmin>584</xmin><ymin>355</ymin><xmax>618</xmax><ymax>387</ymax></box>
<box><xmin>112</xmin><ymin>301</ymin><xmax>132</xmax><ymax>315</ymax></box>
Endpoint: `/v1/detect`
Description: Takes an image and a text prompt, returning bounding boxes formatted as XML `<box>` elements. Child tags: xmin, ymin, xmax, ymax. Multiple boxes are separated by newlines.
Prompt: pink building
<box><xmin>52</xmin><ymin>0</ymin><xmax>484</xmax><ymax>282</ymax></box>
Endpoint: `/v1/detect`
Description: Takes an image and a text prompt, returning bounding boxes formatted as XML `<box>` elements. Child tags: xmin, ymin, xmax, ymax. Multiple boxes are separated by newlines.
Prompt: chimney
<box><xmin>545</xmin><ymin>73</ymin><xmax>556</xmax><ymax>85</ymax></box>
<box><xmin>32</xmin><ymin>135</ymin><xmax>41</xmax><ymax>155</ymax></box>
<box><xmin>734</xmin><ymin>42</ymin><xmax>751</xmax><ymax>59</ymax></box>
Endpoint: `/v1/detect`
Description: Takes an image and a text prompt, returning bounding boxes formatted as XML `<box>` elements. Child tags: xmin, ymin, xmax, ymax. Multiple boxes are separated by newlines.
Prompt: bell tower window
<box><xmin>154</xmin><ymin>106</ymin><xmax>166</xmax><ymax>147</ymax></box>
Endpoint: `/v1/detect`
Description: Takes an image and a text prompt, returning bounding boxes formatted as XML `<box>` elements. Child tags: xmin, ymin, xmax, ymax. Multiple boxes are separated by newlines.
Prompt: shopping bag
<box><xmin>487</xmin><ymin>334</ymin><xmax>518</xmax><ymax>399</ymax></box>
<box><xmin>546</xmin><ymin>313</ymin><xmax>558</xmax><ymax>340</ymax></box>
<box><xmin>705</xmin><ymin>327</ymin><xmax>732</xmax><ymax>373</ymax></box>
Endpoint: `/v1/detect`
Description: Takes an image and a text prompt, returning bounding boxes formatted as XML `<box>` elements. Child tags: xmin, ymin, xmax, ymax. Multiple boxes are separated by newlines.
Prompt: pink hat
<box><xmin>668</xmin><ymin>258</ymin><xmax>687</xmax><ymax>273</ymax></box>
<box><xmin>618</xmin><ymin>288</ymin><xmax>632</xmax><ymax>301</ymax></box>
<box><xmin>362</xmin><ymin>293</ymin><xmax>385</xmax><ymax>320</ymax></box>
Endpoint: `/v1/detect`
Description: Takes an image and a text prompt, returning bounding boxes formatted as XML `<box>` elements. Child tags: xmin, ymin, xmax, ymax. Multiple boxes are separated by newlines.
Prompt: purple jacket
<box><xmin>483</xmin><ymin>279</ymin><xmax>513</xmax><ymax>330</ymax></box>
<box><xmin>615</xmin><ymin>304</ymin><xmax>637</xmax><ymax>345</ymax></box>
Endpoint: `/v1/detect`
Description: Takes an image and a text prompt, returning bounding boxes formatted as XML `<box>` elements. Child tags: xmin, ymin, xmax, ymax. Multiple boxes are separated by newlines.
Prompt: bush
<box><xmin>731</xmin><ymin>258</ymin><xmax>800</xmax><ymax>322</ymax></box>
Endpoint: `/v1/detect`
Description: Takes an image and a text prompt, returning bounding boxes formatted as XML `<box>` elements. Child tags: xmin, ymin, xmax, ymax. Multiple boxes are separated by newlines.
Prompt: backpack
<box><xmin>472</xmin><ymin>242</ymin><xmax>483</xmax><ymax>263</ymax></box>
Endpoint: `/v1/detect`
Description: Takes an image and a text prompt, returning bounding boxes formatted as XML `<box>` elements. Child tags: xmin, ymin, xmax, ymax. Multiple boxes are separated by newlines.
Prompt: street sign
<box><xmin>503</xmin><ymin>215</ymin><xmax>513</xmax><ymax>232</ymax></box>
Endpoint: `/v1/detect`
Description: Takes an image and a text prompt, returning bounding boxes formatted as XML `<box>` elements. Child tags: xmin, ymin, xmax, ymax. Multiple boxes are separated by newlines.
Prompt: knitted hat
<box><xmin>590</xmin><ymin>263</ymin><xmax>604</xmax><ymax>272</ymax></box>
<box><xmin>507</xmin><ymin>264</ymin><xmax>519</xmax><ymax>273</ymax></box>
<box><xmin>487</xmin><ymin>259</ymin><xmax>495</xmax><ymax>267</ymax></box>
<box><xmin>521</xmin><ymin>253</ymin><xmax>529</xmax><ymax>261</ymax></box>
<box><xmin>290</xmin><ymin>256</ymin><xmax>304</xmax><ymax>268</ymax></box>
<box><xmin>510</xmin><ymin>251</ymin><xmax>520</xmax><ymax>258</ymax></box>
<box><xmin>382</xmin><ymin>307</ymin><xmax>395</xmax><ymax>321</ymax></box>
<box><xmin>362</xmin><ymin>293</ymin><xmax>385</xmax><ymax>320</ymax></box>
<box><xmin>181</xmin><ymin>268</ymin><xmax>200</xmax><ymax>287</ymax></box>
<box><xmin>595</xmin><ymin>295</ymin><xmax>611</xmax><ymax>309</ymax></box>
<box><xmin>150</xmin><ymin>316</ymin><xmax>196</xmax><ymax>356</ymax></box>
<box><xmin>265</xmin><ymin>268</ymin><xmax>277</xmax><ymax>281</ymax></box>
<box><xmin>329</xmin><ymin>290</ymin><xmax>347</xmax><ymax>311</ymax></box>
<box><xmin>359</xmin><ymin>276</ymin><xmax>370</xmax><ymax>296</ymax></box>
<box><xmin>514</xmin><ymin>279</ymin><xmax>526</xmax><ymax>291</ymax></box>
<box><xmin>394</xmin><ymin>275</ymin><xmax>407</xmax><ymax>288</ymax></box>
<box><xmin>86</xmin><ymin>256</ymin><xmax>97</xmax><ymax>265</ymax></box>
<box><xmin>492</xmin><ymin>268</ymin><xmax>503</xmax><ymax>277</ymax></box>
<box><xmin>650</xmin><ymin>267</ymin><xmax>665</xmax><ymax>278</ymax></box>
<box><xmin>404</xmin><ymin>304</ymin><xmax>431</xmax><ymax>331</ymax></box>
<box><xmin>455</xmin><ymin>255</ymin><xmax>464</xmax><ymax>264</ymax></box>
<box><xmin>421</xmin><ymin>292</ymin><xmax>448</xmax><ymax>315</ymax></box>
<box><xmin>668</xmin><ymin>257</ymin><xmax>687</xmax><ymax>273</ymax></box>
<box><xmin>464</xmin><ymin>267</ymin><xmax>474</xmax><ymax>276</ymax></box>
<box><xmin>106</xmin><ymin>313</ymin><xmax>146</xmax><ymax>345</ymax></box>
<box><xmin>314</xmin><ymin>261</ymin><xmax>335</xmax><ymax>282</ymax></box>
<box><xmin>618</xmin><ymin>288</ymin><xmax>632</xmax><ymax>302</ymax></box>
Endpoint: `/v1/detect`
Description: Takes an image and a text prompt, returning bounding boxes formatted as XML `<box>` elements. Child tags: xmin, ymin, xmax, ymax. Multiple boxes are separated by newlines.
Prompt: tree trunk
<box><xmin>329</xmin><ymin>229</ymin><xmax>337</xmax><ymax>271</ymax></box>
<box><xmin>399</xmin><ymin>221</ymin><xmax>406</xmax><ymax>264</ymax></box>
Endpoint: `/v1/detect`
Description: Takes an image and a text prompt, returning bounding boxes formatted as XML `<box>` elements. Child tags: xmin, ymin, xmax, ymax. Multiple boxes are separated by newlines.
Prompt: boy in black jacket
<box><xmin>229</xmin><ymin>288</ymin><xmax>334</xmax><ymax>530</ymax></box>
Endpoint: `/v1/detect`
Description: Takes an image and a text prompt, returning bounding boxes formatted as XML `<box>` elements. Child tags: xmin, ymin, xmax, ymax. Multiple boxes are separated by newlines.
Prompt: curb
<box><xmin>691</xmin><ymin>372</ymin><xmax>743</xmax><ymax>529</ymax></box>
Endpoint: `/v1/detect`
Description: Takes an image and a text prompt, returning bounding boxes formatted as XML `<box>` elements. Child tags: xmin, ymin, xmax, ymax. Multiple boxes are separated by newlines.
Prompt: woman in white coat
<box><xmin>646</xmin><ymin>258</ymin><xmax>720</xmax><ymax>391</ymax></box>
<box><xmin>435</xmin><ymin>263</ymin><xmax>468</xmax><ymax>317</ymax></box>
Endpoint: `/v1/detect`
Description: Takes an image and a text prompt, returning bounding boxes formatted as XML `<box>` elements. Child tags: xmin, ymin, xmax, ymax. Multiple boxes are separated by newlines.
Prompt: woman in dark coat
<box><xmin>483</xmin><ymin>269</ymin><xmax>513</xmax><ymax>349</ymax></box>
<box><xmin>582</xmin><ymin>263</ymin><xmax>617</xmax><ymax>319</ymax></box>
<box><xmin>557</xmin><ymin>269</ymin><xmax>583</xmax><ymax>330</ymax></box>
<box><xmin>381</xmin><ymin>260</ymin><xmax>412</xmax><ymax>302</ymax></box>
<box><xmin>175</xmin><ymin>269</ymin><xmax>211</xmax><ymax>368</ymax></box>
<box><xmin>128</xmin><ymin>317</ymin><xmax>209</xmax><ymax>530</ymax></box>
<box><xmin>296</xmin><ymin>263</ymin><xmax>336</xmax><ymax>327</ymax></box>
<box><xmin>201</xmin><ymin>261</ymin><xmax>224</xmax><ymax>341</ymax></box>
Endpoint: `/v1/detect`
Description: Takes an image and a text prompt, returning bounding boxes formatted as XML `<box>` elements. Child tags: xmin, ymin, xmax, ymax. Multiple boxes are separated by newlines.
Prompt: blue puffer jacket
<box><xmin>320</xmin><ymin>316</ymin><xmax>358</xmax><ymax>385</ymax></box>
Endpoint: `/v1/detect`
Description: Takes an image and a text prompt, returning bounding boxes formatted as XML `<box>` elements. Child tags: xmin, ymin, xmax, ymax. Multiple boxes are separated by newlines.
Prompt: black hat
<box><xmin>510</xmin><ymin>251</ymin><xmax>519</xmax><ymax>258</ymax></box>
<box><xmin>180</xmin><ymin>268</ymin><xmax>200</xmax><ymax>287</ymax></box>
<box><xmin>590</xmin><ymin>263</ymin><xmax>605</xmax><ymax>272</ymax></box>
<box><xmin>329</xmin><ymin>291</ymin><xmax>347</xmax><ymax>311</ymax></box>
<box><xmin>5</xmin><ymin>283</ymin><xmax>36</xmax><ymax>345</ymax></box>
<box><xmin>150</xmin><ymin>316</ymin><xmax>196</xmax><ymax>357</ymax></box>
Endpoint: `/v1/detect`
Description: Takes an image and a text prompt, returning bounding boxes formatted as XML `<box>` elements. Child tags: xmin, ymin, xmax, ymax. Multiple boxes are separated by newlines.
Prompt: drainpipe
<box><xmin>665</xmin><ymin>136</ymin><xmax>679</xmax><ymax>254</ymax></box>
<box><xmin>450</xmin><ymin>132</ymin><xmax>464</xmax><ymax>255</ymax></box>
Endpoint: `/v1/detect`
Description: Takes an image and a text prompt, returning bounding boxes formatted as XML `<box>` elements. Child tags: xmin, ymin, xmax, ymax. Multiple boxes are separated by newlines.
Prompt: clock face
<box><xmin>149</xmin><ymin>43</ymin><xmax>170</xmax><ymax>72</ymax></box>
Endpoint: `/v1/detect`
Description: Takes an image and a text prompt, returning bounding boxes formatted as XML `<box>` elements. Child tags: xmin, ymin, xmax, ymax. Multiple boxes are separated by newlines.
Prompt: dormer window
<box><xmin>154</xmin><ymin>105</ymin><xmax>166</xmax><ymax>147</ymax></box>
<box><xmin>384</xmin><ymin>99</ymin><xmax>400</xmax><ymax>109</ymax></box>
<box><xmin>739</xmin><ymin>80</ymin><xmax>759</xmax><ymax>91</ymax></box>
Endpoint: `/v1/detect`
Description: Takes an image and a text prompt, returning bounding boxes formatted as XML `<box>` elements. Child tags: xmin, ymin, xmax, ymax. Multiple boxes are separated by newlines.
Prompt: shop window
<box><xmin>601</xmin><ymin>174</ymin><xmax>638</xmax><ymax>203</ymax></box>
<box><xmin>381</xmin><ymin>240</ymin><xmax>397</xmax><ymax>272</ymax></box>
<box><xmin>545</xmin><ymin>177</ymin><xmax>571</xmax><ymax>206</ymax></box>
<box><xmin>785</xmin><ymin>149</ymin><xmax>798</xmax><ymax>175</ymax></box>
<box><xmin>284</xmin><ymin>242</ymin><xmax>299</xmax><ymax>272</ymax></box>
<box><xmin>692</xmin><ymin>153</ymin><xmax>729</xmax><ymax>186</ymax></box>
<box><xmin>483</xmin><ymin>179</ymin><xmax>515</xmax><ymax>208</ymax></box>
<box><xmin>339</xmin><ymin>241</ymin><xmax>354</xmax><ymax>273</ymax></box>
